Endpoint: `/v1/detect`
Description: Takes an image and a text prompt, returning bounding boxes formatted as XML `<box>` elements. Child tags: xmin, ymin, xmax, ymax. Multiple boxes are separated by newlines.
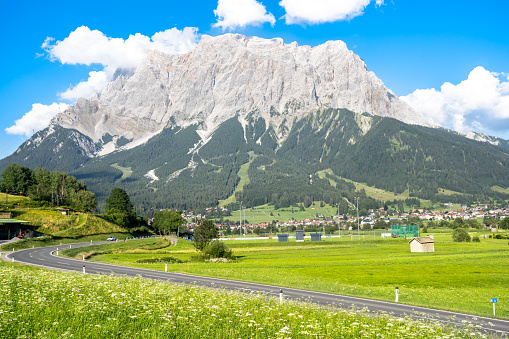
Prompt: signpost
<box><xmin>492</xmin><ymin>298</ymin><xmax>497</xmax><ymax>316</ymax></box>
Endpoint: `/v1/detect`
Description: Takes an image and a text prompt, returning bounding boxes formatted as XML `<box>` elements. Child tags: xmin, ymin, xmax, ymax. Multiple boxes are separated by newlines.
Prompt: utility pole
<box><xmin>337</xmin><ymin>202</ymin><xmax>340</xmax><ymax>237</ymax></box>
<box><xmin>239</xmin><ymin>201</ymin><xmax>243</xmax><ymax>238</ymax></box>
<box><xmin>355</xmin><ymin>197</ymin><xmax>360</xmax><ymax>240</ymax></box>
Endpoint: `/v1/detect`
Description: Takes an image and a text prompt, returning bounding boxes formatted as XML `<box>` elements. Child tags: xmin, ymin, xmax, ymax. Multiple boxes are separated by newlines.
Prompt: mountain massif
<box><xmin>2</xmin><ymin>34</ymin><xmax>509</xmax><ymax>213</ymax></box>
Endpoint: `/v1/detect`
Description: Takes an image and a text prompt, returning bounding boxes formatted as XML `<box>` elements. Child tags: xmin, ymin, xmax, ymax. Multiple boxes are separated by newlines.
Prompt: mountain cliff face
<box><xmin>3</xmin><ymin>34</ymin><xmax>509</xmax><ymax>212</ymax></box>
<box><xmin>52</xmin><ymin>34</ymin><xmax>429</xmax><ymax>156</ymax></box>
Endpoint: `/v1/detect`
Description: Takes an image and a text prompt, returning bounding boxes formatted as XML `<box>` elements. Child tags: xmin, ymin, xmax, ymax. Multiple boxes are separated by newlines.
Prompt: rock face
<box><xmin>52</xmin><ymin>33</ymin><xmax>429</xmax><ymax>155</ymax></box>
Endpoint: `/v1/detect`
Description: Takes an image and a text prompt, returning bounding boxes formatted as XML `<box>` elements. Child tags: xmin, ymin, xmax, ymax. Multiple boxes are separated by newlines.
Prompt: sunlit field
<box><xmin>0</xmin><ymin>261</ymin><xmax>484</xmax><ymax>338</ymax></box>
<box><xmin>62</xmin><ymin>231</ymin><xmax>509</xmax><ymax>319</ymax></box>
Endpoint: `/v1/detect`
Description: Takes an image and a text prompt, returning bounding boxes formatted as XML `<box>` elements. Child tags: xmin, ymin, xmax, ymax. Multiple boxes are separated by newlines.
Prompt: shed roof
<box><xmin>409</xmin><ymin>236</ymin><xmax>435</xmax><ymax>244</ymax></box>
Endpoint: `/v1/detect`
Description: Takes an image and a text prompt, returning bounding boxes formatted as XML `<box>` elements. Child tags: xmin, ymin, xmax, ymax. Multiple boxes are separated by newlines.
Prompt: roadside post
<box><xmin>82</xmin><ymin>254</ymin><xmax>85</xmax><ymax>261</ymax></box>
<box><xmin>83</xmin><ymin>266</ymin><xmax>86</xmax><ymax>274</ymax></box>
<box><xmin>165</xmin><ymin>262</ymin><xmax>168</xmax><ymax>272</ymax></box>
<box><xmin>279</xmin><ymin>289</ymin><xmax>283</xmax><ymax>303</ymax></box>
<box><xmin>492</xmin><ymin>298</ymin><xmax>497</xmax><ymax>316</ymax></box>
<box><xmin>395</xmin><ymin>287</ymin><xmax>399</xmax><ymax>302</ymax></box>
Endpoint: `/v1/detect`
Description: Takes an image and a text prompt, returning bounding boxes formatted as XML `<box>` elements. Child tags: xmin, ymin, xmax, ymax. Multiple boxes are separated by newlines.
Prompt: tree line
<box><xmin>0</xmin><ymin>163</ymin><xmax>97</xmax><ymax>212</ymax></box>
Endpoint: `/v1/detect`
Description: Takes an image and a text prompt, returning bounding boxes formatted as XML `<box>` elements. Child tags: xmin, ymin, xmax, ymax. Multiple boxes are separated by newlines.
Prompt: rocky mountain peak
<box><xmin>52</xmin><ymin>34</ymin><xmax>430</xmax><ymax>156</ymax></box>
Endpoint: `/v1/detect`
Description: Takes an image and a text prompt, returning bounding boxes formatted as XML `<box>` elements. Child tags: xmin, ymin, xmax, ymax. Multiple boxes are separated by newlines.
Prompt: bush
<box><xmin>136</xmin><ymin>256</ymin><xmax>182</xmax><ymax>264</ymax></box>
<box><xmin>452</xmin><ymin>228</ymin><xmax>471</xmax><ymax>242</ymax></box>
<box><xmin>472</xmin><ymin>236</ymin><xmax>480</xmax><ymax>242</ymax></box>
<box><xmin>204</xmin><ymin>240</ymin><xmax>233</xmax><ymax>259</ymax></box>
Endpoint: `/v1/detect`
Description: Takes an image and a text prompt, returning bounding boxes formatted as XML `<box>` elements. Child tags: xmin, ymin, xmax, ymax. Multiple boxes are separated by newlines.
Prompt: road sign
<box><xmin>492</xmin><ymin>298</ymin><xmax>498</xmax><ymax>303</ymax></box>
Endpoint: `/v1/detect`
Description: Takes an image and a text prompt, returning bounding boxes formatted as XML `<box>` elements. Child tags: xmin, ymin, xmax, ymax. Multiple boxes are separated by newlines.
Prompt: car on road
<box><xmin>107</xmin><ymin>236</ymin><xmax>116</xmax><ymax>241</ymax></box>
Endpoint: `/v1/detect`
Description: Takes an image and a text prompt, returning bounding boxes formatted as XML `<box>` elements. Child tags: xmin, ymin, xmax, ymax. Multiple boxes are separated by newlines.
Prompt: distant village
<box><xmin>170</xmin><ymin>204</ymin><xmax>509</xmax><ymax>233</ymax></box>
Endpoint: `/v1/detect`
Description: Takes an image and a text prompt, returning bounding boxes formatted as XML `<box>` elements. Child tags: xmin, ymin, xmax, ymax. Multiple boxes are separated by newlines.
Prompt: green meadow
<box><xmin>0</xmin><ymin>259</ymin><xmax>478</xmax><ymax>338</ymax></box>
<box><xmin>62</xmin><ymin>231</ymin><xmax>509</xmax><ymax>319</ymax></box>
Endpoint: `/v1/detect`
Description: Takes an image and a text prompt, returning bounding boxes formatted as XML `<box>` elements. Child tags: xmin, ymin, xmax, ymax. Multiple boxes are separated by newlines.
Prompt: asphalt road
<box><xmin>4</xmin><ymin>242</ymin><xmax>509</xmax><ymax>337</ymax></box>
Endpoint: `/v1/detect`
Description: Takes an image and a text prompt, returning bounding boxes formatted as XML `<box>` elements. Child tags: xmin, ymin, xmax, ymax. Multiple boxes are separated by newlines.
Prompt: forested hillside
<box><xmin>1</xmin><ymin>108</ymin><xmax>509</xmax><ymax>214</ymax></box>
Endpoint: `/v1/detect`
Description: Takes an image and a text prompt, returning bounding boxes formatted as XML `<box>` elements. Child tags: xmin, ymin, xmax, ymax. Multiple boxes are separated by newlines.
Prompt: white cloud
<box><xmin>43</xmin><ymin>26</ymin><xmax>199</xmax><ymax>100</ymax></box>
<box><xmin>213</xmin><ymin>0</ymin><xmax>276</xmax><ymax>30</ymax></box>
<box><xmin>5</xmin><ymin>103</ymin><xmax>70</xmax><ymax>136</ymax></box>
<box><xmin>401</xmin><ymin>67</ymin><xmax>509</xmax><ymax>135</ymax></box>
<box><xmin>59</xmin><ymin>70</ymin><xmax>110</xmax><ymax>101</ymax></box>
<box><xmin>279</xmin><ymin>0</ymin><xmax>384</xmax><ymax>24</ymax></box>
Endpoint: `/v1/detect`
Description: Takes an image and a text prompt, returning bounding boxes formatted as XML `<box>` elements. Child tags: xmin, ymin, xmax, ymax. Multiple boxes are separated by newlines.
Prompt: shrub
<box><xmin>136</xmin><ymin>256</ymin><xmax>182</xmax><ymax>264</ymax></box>
<box><xmin>452</xmin><ymin>228</ymin><xmax>471</xmax><ymax>242</ymax></box>
<box><xmin>472</xmin><ymin>236</ymin><xmax>480</xmax><ymax>242</ymax></box>
<box><xmin>204</xmin><ymin>240</ymin><xmax>233</xmax><ymax>259</ymax></box>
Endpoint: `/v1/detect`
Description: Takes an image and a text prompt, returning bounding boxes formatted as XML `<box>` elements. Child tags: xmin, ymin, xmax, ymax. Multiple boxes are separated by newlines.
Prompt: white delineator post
<box><xmin>165</xmin><ymin>262</ymin><xmax>168</xmax><ymax>272</ymax></box>
<box><xmin>83</xmin><ymin>266</ymin><xmax>86</xmax><ymax>274</ymax></box>
<box><xmin>279</xmin><ymin>289</ymin><xmax>283</xmax><ymax>303</ymax></box>
<box><xmin>395</xmin><ymin>287</ymin><xmax>399</xmax><ymax>302</ymax></box>
<box><xmin>56</xmin><ymin>248</ymin><xmax>59</xmax><ymax>255</ymax></box>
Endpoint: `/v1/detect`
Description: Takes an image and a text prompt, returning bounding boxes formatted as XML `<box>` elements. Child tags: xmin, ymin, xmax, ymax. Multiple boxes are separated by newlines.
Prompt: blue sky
<box><xmin>1</xmin><ymin>0</ymin><xmax>509</xmax><ymax>159</ymax></box>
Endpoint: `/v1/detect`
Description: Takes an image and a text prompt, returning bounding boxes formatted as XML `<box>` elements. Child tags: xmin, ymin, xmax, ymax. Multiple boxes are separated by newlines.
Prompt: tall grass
<box><xmin>0</xmin><ymin>262</ymin><xmax>483</xmax><ymax>338</ymax></box>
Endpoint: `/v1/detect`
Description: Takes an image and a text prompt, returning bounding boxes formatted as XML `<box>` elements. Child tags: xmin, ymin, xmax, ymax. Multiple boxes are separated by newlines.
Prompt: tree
<box><xmin>499</xmin><ymin>217</ymin><xmax>509</xmax><ymax>230</ymax></box>
<box><xmin>152</xmin><ymin>210</ymin><xmax>185</xmax><ymax>235</ymax></box>
<box><xmin>105</xmin><ymin>188</ymin><xmax>137</xmax><ymax>227</ymax></box>
<box><xmin>452</xmin><ymin>228</ymin><xmax>471</xmax><ymax>242</ymax></box>
<box><xmin>193</xmin><ymin>219</ymin><xmax>218</xmax><ymax>252</ymax></box>
<box><xmin>106</xmin><ymin>188</ymin><xmax>135</xmax><ymax>214</ymax></box>
<box><xmin>373</xmin><ymin>219</ymin><xmax>387</xmax><ymax>229</ymax></box>
<box><xmin>31</xmin><ymin>167</ymin><xmax>51</xmax><ymax>202</ymax></box>
<box><xmin>0</xmin><ymin>163</ymin><xmax>34</xmax><ymax>195</ymax></box>
<box><xmin>71</xmin><ymin>190</ymin><xmax>97</xmax><ymax>213</ymax></box>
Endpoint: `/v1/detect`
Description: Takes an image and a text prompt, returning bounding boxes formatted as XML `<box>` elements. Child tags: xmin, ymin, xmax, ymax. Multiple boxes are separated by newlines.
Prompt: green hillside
<box><xmin>2</xmin><ymin>109</ymin><xmax>509</xmax><ymax>214</ymax></box>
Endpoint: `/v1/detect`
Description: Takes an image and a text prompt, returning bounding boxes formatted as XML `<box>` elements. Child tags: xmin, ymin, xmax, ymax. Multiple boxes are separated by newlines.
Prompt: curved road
<box><xmin>4</xmin><ymin>242</ymin><xmax>509</xmax><ymax>337</ymax></box>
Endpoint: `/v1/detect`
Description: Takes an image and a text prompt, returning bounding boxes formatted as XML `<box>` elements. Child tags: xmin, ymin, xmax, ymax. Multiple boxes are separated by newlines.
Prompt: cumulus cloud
<box><xmin>5</xmin><ymin>103</ymin><xmax>70</xmax><ymax>136</ymax></box>
<box><xmin>279</xmin><ymin>0</ymin><xmax>384</xmax><ymax>24</ymax></box>
<box><xmin>214</xmin><ymin>0</ymin><xmax>276</xmax><ymax>30</ymax></box>
<box><xmin>401</xmin><ymin>67</ymin><xmax>509</xmax><ymax>135</ymax></box>
<box><xmin>59</xmin><ymin>70</ymin><xmax>110</xmax><ymax>101</ymax></box>
<box><xmin>43</xmin><ymin>26</ymin><xmax>199</xmax><ymax>100</ymax></box>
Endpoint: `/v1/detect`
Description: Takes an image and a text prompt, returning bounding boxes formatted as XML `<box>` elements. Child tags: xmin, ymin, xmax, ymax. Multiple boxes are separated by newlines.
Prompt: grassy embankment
<box><xmin>0</xmin><ymin>202</ymin><xmax>138</xmax><ymax>251</ymax></box>
<box><xmin>0</xmin><ymin>257</ymin><xmax>483</xmax><ymax>338</ymax></box>
<box><xmin>61</xmin><ymin>230</ymin><xmax>509</xmax><ymax>319</ymax></box>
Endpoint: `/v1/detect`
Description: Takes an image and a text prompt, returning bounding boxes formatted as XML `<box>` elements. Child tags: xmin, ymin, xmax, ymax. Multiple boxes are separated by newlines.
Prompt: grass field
<box><xmin>223</xmin><ymin>202</ymin><xmax>338</xmax><ymax>224</ymax></box>
<box><xmin>110</xmin><ymin>163</ymin><xmax>133</xmax><ymax>182</ymax></box>
<box><xmin>218</xmin><ymin>154</ymin><xmax>258</xmax><ymax>206</ymax></box>
<box><xmin>0</xmin><ymin>260</ymin><xmax>478</xmax><ymax>338</ymax></box>
<box><xmin>492</xmin><ymin>185</ymin><xmax>509</xmax><ymax>194</ymax></box>
<box><xmin>62</xmin><ymin>230</ymin><xmax>509</xmax><ymax>319</ymax></box>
